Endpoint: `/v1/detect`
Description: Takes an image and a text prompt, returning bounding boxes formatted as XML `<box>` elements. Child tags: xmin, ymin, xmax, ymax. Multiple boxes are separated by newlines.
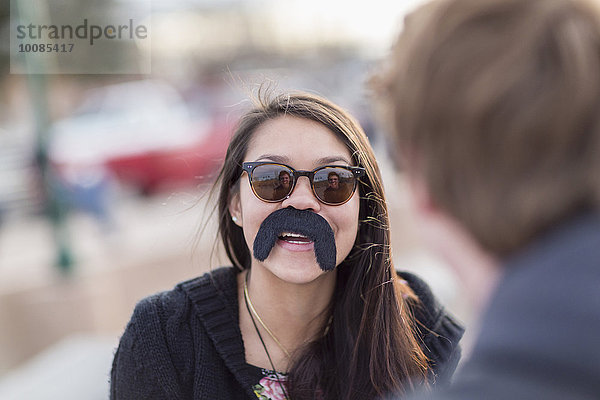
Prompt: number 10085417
<box><xmin>18</xmin><ymin>43</ymin><xmax>74</xmax><ymax>52</ymax></box>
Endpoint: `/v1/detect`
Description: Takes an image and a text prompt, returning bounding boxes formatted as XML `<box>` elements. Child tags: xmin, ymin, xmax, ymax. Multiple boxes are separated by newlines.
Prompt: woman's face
<box><xmin>230</xmin><ymin>115</ymin><xmax>361</xmax><ymax>284</ymax></box>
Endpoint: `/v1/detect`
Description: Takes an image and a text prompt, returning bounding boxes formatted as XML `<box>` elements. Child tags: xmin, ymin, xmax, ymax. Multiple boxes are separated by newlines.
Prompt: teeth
<box><xmin>280</xmin><ymin>232</ymin><xmax>309</xmax><ymax>239</ymax></box>
<box><xmin>279</xmin><ymin>232</ymin><xmax>312</xmax><ymax>244</ymax></box>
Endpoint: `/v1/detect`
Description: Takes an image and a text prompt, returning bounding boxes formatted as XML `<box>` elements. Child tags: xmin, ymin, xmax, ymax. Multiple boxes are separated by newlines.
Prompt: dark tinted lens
<box><xmin>313</xmin><ymin>167</ymin><xmax>356</xmax><ymax>204</ymax></box>
<box><xmin>251</xmin><ymin>164</ymin><xmax>293</xmax><ymax>201</ymax></box>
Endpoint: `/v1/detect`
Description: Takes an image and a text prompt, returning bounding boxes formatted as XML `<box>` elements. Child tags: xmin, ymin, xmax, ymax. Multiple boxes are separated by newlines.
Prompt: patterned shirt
<box><xmin>248</xmin><ymin>364</ymin><xmax>289</xmax><ymax>400</ymax></box>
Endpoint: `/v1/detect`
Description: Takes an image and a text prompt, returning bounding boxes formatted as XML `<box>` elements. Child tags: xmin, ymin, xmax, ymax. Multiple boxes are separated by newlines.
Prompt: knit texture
<box><xmin>110</xmin><ymin>266</ymin><xmax>464</xmax><ymax>399</ymax></box>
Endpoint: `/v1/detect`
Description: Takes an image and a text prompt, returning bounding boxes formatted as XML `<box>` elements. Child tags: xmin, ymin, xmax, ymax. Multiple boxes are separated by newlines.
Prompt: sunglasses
<box><xmin>242</xmin><ymin>162</ymin><xmax>366</xmax><ymax>205</ymax></box>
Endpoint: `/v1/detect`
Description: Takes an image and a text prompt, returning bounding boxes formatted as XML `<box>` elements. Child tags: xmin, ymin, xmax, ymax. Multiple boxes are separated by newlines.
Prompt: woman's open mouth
<box><xmin>277</xmin><ymin>232</ymin><xmax>315</xmax><ymax>251</ymax></box>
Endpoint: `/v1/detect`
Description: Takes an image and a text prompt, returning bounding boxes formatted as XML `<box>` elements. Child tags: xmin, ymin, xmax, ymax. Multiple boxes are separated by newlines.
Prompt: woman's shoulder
<box><xmin>397</xmin><ymin>271</ymin><xmax>444</xmax><ymax>326</ymax></box>
<box><xmin>175</xmin><ymin>265</ymin><xmax>239</xmax><ymax>293</ymax></box>
<box><xmin>111</xmin><ymin>267</ymin><xmax>241</xmax><ymax>398</ymax></box>
<box><xmin>127</xmin><ymin>266</ymin><xmax>239</xmax><ymax>332</ymax></box>
<box><xmin>397</xmin><ymin>271</ymin><xmax>461</xmax><ymax>328</ymax></box>
<box><xmin>117</xmin><ymin>266</ymin><xmax>240</xmax><ymax>365</ymax></box>
<box><xmin>174</xmin><ymin>266</ymin><xmax>240</xmax><ymax>309</ymax></box>
<box><xmin>397</xmin><ymin>270</ymin><xmax>465</xmax><ymax>383</ymax></box>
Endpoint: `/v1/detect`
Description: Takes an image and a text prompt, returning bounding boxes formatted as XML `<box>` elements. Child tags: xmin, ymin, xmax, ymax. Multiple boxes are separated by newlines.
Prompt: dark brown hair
<box><xmin>212</xmin><ymin>91</ymin><xmax>430</xmax><ymax>399</ymax></box>
<box><xmin>376</xmin><ymin>0</ymin><xmax>600</xmax><ymax>256</ymax></box>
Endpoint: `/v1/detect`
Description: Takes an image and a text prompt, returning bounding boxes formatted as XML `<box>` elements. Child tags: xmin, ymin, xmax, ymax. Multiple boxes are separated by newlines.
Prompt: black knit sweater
<box><xmin>110</xmin><ymin>266</ymin><xmax>464</xmax><ymax>399</ymax></box>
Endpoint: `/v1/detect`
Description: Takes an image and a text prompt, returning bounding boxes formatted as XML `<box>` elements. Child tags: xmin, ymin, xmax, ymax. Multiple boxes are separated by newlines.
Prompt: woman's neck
<box><xmin>238</xmin><ymin>265</ymin><xmax>336</xmax><ymax>370</ymax></box>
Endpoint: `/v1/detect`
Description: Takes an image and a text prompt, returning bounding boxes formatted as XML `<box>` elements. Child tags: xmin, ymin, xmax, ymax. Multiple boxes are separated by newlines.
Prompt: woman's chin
<box><xmin>257</xmin><ymin>247</ymin><xmax>333</xmax><ymax>285</ymax></box>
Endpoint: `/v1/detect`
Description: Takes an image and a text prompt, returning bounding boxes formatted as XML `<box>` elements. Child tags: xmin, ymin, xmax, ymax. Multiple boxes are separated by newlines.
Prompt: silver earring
<box><xmin>232</xmin><ymin>216</ymin><xmax>238</xmax><ymax>223</ymax></box>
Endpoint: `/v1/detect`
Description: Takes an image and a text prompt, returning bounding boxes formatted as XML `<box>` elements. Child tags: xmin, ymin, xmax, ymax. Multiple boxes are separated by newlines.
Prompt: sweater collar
<box><xmin>180</xmin><ymin>267</ymin><xmax>257</xmax><ymax>398</ymax></box>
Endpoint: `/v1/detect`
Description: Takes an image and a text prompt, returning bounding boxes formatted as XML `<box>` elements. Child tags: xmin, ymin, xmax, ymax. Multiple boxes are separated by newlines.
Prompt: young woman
<box><xmin>110</xmin><ymin>92</ymin><xmax>463</xmax><ymax>400</ymax></box>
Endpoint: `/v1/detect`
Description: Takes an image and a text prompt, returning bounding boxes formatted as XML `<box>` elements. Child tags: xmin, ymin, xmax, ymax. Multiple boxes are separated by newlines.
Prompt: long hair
<box><xmin>213</xmin><ymin>91</ymin><xmax>430</xmax><ymax>399</ymax></box>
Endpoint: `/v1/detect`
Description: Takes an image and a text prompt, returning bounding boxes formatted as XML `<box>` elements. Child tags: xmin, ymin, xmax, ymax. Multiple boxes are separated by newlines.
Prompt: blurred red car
<box><xmin>105</xmin><ymin>118</ymin><xmax>232</xmax><ymax>194</ymax></box>
<box><xmin>49</xmin><ymin>80</ymin><xmax>232</xmax><ymax>195</ymax></box>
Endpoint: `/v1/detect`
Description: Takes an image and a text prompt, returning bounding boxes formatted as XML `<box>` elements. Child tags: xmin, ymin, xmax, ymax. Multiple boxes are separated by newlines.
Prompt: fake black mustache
<box><xmin>253</xmin><ymin>207</ymin><xmax>337</xmax><ymax>271</ymax></box>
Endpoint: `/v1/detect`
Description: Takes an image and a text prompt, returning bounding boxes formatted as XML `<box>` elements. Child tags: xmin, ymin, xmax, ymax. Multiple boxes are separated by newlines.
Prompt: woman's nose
<box><xmin>281</xmin><ymin>176</ymin><xmax>321</xmax><ymax>212</ymax></box>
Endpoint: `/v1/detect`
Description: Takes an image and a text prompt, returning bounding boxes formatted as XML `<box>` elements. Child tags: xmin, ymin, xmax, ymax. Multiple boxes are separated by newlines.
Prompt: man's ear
<box><xmin>229</xmin><ymin>191</ymin><xmax>243</xmax><ymax>227</ymax></box>
<box><xmin>405</xmin><ymin>170</ymin><xmax>500</xmax><ymax>313</ymax></box>
<box><xmin>397</xmin><ymin>148</ymin><xmax>438</xmax><ymax>215</ymax></box>
<box><xmin>406</xmin><ymin>171</ymin><xmax>437</xmax><ymax>216</ymax></box>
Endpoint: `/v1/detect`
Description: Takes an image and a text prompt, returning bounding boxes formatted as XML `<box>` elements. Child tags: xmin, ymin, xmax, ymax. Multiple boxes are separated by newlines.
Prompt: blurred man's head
<box><xmin>377</xmin><ymin>0</ymin><xmax>600</xmax><ymax>257</ymax></box>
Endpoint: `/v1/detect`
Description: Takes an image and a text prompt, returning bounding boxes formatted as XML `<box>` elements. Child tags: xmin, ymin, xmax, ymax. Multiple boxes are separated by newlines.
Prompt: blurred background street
<box><xmin>0</xmin><ymin>0</ymin><xmax>471</xmax><ymax>398</ymax></box>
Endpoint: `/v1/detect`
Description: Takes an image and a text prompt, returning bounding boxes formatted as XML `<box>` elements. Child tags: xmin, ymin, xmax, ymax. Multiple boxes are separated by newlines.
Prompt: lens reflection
<box><xmin>314</xmin><ymin>167</ymin><xmax>354</xmax><ymax>204</ymax></box>
<box><xmin>252</xmin><ymin>164</ymin><xmax>293</xmax><ymax>201</ymax></box>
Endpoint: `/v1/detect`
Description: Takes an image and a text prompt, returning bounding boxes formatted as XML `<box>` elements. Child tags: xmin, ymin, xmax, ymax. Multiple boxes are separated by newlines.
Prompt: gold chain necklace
<box><xmin>243</xmin><ymin>272</ymin><xmax>291</xmax><ymax>358</ymax></box>
<box><xmin>243</xmin><ymin>271</ymin><xmax>290</xmax><ymax>400</ymax></box>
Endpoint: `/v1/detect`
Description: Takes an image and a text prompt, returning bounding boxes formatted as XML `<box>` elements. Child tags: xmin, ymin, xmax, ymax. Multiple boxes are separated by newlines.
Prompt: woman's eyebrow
<box><xmin>253</xmin><ymin>154</ymin><xmax>352</xmax><ymax>165</ymax></box>
<box><xmin>254</xmin><ymin>154</ymin><xmax>289</xmax><ymax>163</ymax></box>
<box><xmin>315</xmin><ymin>156</ymin><xmax>352</xmax><ymax>165</ymax></box>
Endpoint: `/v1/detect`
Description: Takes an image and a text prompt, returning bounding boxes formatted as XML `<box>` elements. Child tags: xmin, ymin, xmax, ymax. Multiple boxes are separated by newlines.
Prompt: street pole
<box><xmin>14</xmin><ymin>1</ymin><xmax>74</xmax><ymax>273</ymax></box>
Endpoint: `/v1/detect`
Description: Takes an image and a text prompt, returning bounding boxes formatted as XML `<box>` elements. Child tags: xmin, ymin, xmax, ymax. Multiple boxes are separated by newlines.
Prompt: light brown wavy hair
<box><xmin>212</xmin><ymin>91</ymin><xmax>430</xmax><ymax>399</ymax></box>
<box><xmin>375</xmin><ymin>0</ymin><xmax>600</xmax><ymax>256</ymax></box>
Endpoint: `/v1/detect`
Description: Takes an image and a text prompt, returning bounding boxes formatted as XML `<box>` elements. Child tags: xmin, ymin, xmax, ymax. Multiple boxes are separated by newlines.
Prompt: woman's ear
<box><xmin>229</xmin><ymin>191</ymin><xmax>243</xmax><ymax>227</ymax></box>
